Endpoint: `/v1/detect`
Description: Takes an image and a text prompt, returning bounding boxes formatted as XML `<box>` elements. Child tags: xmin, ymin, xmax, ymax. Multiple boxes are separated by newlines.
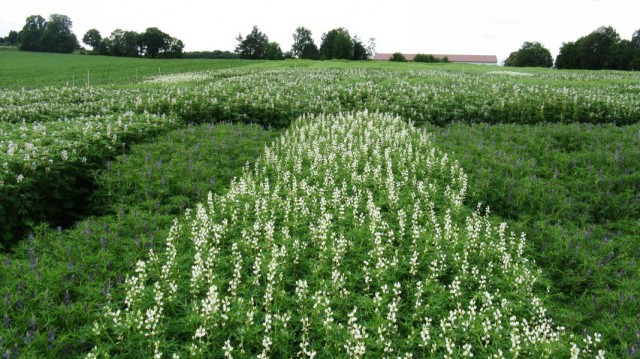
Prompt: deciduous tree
<box><xmin>352</xmin><ymin>35</ymin><xmax>368</xmax><ymax>60</ymax></box>
<box><xmin>265</xmin><ymin>41</ymin><xmax>284</xmax><ymax>60</ymax></box>
<box><xmin>291</xmin><ymin>26</ymin><xmax>318</xmax><ymax>59</ymax></box>
<box><xmin>555</xmin><ymin>26</ymin><xmax>623</xmax><ymax>70</ymax></box>
<box><xmin>82</xmin><ymin>29</ymin><xmax>102</xmax><ymax>51</ymax></box>
<box><xmin>319</xmin><ymin>28</ymin><xmax>353</xmax><ymax>60</ymax></box>
<box><xmin>141</xmin><ymin>27</ymin><xmax>170</xmax><ymax>58</ymax></box>
<box><xmin>18</xmin><ymin>15</ymin><xmax>46</xmax><ymax>51</ymax></box>
<box><xmin>235</xmin><ymin>26</ymin><xmax>269</xmax><ymax>59</ymax></box>
<box><xmin>504</xmin><ymin>41</ymin><xmax>553</xmax><ymax>68</ymax></box>
<box><xmin>40</xmin><ymin>14</ymin><xmax>77</xmax><ymax>53</ymax></box>
<box><xmin>5</xmin><ymin>30</ymin><xmax>19</xmax><ymax>46</ymax></box>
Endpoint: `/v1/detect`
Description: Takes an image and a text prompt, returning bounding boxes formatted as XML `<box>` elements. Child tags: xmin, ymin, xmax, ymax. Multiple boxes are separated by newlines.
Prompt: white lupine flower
<box><xmin>82</xmin><ymin>111</ymin><xmax>606</xmax><ymax>357</ymax></box>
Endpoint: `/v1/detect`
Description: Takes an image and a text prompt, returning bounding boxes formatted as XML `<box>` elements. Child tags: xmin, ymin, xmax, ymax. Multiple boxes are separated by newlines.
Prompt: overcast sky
<box><xmin>1</xmin><ymin>0</ymin><xmax>638</xmax><ymax>62</ymax></box>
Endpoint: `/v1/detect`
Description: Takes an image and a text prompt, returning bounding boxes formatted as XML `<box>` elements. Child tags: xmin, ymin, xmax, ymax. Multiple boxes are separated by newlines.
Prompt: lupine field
<box><xmin>1</xmin><ymin>49</ymin><xmax>639</xmax><ymax>357</ymax></box>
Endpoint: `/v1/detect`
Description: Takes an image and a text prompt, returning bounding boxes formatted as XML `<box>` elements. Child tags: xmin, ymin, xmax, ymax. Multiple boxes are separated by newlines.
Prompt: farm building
<box><xmin>374</xmin><ymin>53</ymin><xmax>497</xmax><ymax>65</ymax></box>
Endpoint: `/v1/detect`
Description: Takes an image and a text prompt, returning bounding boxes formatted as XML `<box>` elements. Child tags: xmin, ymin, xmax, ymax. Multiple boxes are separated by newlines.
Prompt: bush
<box><xmin>389</xmin><ymin>52</ymin><xmax>407</xmax><ymax>62</ymax></box>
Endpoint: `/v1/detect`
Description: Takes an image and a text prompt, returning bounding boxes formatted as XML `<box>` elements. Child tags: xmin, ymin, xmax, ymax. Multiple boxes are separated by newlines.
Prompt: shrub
<box><xmin>389</xmin><ymin>52</ymin><xmax>407</xmax><ymax>62</ymax></box>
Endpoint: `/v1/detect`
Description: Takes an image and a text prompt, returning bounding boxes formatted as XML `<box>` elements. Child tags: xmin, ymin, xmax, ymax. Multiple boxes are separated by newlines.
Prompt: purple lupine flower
<box><xmin>24</xmin><ymin>320</ymin><xmax>37</xmax><ymax>344</ymax></box>
<box><xmin>47</xmin><ymin>330</ymin><xmax>56</xmax><ymax>350</ymax></box>
<box><xmin>28</xmin><ymin>246</ymin><xmax>37</xmax><ymax>273</ymax></box>
<box><xmin>63</xmin><ymin>289</ymin><xmax>72</xmax><ymax>307</ymax></box>
<box><xmin>102</xmin><ymin>279</ymin><xmax>111</xmax><ymax>297</ymax></box>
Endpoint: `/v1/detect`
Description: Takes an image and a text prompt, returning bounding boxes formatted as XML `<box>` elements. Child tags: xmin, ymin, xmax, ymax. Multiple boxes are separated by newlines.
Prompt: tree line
<box><xmin>235</xmin><ymin>26</ymin><xmax>375</xmax><ymax>60</ymax></box>
<box><xmin>5</xmin><ymin>14</ymin><xmax>184</xmax><ymax>58</ymax></box>
<box><xmin>83</xmin><ymin>27</ymin><xmax>184</xmax><ymax>58</ymax></box>
<box><xmin>506</xmin><ymin>26</ymin><xmax>640</xmax><ymax>70</ymax></box>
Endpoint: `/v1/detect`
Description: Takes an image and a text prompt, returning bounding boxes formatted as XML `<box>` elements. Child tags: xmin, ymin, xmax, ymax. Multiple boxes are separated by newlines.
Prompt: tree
<box><xmin>101</xmin><ymin>29</ymin><xmax>140</xmax><ymax>57</ymax></box>
<box><xmin>366</xmin><ymin>38</ymin><xmax>376</xmax><ymax>60</ymax></box>
<box><xmin>265</xmin><ymin>42</ymin><xmax>284</xmax><ymax>60</ymax></box>
<box><xmin>40</xmin><ymin>14</ymin><xmax>77</xmax><ymax>53</ymax></box>
<box><xmin>631</xmin><ymin>28</ymin><xmax>640</xmax><ymax>70</ymax></box>
<box><xmin>555</xmin><ymin>26</ymin><xmax>621</xmax><ymax>70</ymax></box>
<box><xmin>235</xmin><ymin>26</ymin><xmax>269</xmax><ymax>59</ymax></box>
<box><xmin>504</xmin><ymin>41</ymin><xmax>553</xmax><ymax>68</ymax></box>
<box><xmin>352</xmin><ymin>36</ymin><xmax>368</xmax><ymax>60</ymax></box>
<box><xmin>291</xmin><ymin>26</ymin><xmax>318</xmax><ymax>59</ymax></box>
<box><xmin>164</xmin><ymin>38</ymin><xmax>184</xmax><ymax>58</ymax></box>
<box><xmin>6</xmin><ymin>30</ymin><xmax>18</xmax><ymax>46</ymax></box>
<box><xmin>605</xmin><ymin>40</ymin><xmax>635</xmax><ymax>70</ymax></box>
<box><xmin>141</xmin><ymin>27</ymin><xmax>170</xmax><ymax>58</ymax></box>
<box><xmin>555</xmin><ymin>41</ymin><xmax>579</xmax><ymax>69</ymax></box>
<box><xmin>18</xmin><ymin>15</ymin><xmax>46</xmax><ymax>51</ymax></box>
<box><xmin>389</xmin><ymin>52</ymin><xmax>407</xmax><ymax>62</ymax></box>
<box><xmin>319</xmin><ymin>28</ymin><xmax>353</xmax><ymax>60</ymax></box>
<box><xmin>580</xmin><ymin>26</ymin><xmax>620</xmax><ymax>69</ymax></box>
<box><xmin>83</xmin><ymin>29</ymin><xmax>102</xmax><ymax>51</ymax></box>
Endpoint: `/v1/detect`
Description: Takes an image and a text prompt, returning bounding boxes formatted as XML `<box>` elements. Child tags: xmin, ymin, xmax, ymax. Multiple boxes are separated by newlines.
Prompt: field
<box><xmin>1</xmin><ymin>48</ymin><xmax>639</xmax><ymax>357</ymax></box>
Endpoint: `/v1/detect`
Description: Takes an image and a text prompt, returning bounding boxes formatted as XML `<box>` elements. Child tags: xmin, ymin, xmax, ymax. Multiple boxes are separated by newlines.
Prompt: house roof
<box><xmin>374</xmin><ymin>53</ymin><xmax>497</xmax><ymax>64</ymax></box>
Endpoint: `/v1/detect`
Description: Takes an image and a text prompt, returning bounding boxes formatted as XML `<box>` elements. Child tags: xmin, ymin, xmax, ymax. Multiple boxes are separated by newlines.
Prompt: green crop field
<box><xmin>1</xmin><ymin>50</ymin><xmax>639</xmax><ymax>358</ymax></box>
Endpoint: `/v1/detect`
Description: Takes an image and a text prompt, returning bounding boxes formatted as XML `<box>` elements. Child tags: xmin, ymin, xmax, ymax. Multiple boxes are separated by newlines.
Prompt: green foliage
<box><xmin>291</xmin><ymin>26</ymin><xmax>319</xmax><ymax>59</ymax></box>
<box><xmin>235</xmin><ymin>26</ymin><xmax>269</xmax><ymax>60</ymax></box>
<box><xmin>139</xmin><ymin>27</ymin><xmax>183</xmax><ymax>59</ymax></box>
<box><xmin>504</xmin><ymin>41</ymin><xmax>553</xmax><ymax>68</ymax></box>
<box><xmin>555</xmin><ymin>25</ymin><xmax>639</xmax><ymax>70</ymax></box>
<box><xmin>0</xmin><ymin>123</ymin><xmax>279</xmax><ymax>357</ymax></box>
<box><xmin>39</xmin><ymin>14</ymin><xmax>78</xmax><ymax>53</ymax></box>
<box><xmin>0</xmin><ymin>30</ymin><xmax>19</xmax><ymax>46</ymax></box>
<box><xmin>351</xmin><ymin>36</ymin><xmax>368</xmax><ymax>60</ymax></box>
<box><xmin>100</xmin><ymin>29</ymin><xmax>140</xmax><ymax>57</ymax></box>
<box><xmin>82</xmin><ymin>29</ymin><xmax>102</xmax><ymax>51</ymax></box>
<box><xmin>18</xmin><ymin>14</ymin><xmax>77</xmax><ymax>53</ymax></box>
<box><xmin>319</xmin><ymin>27</ymin><xmax>353</xmax><ymax>60</ymax></box>
<box><xmin>140</xmin><ymin>27</ymin><xmax>170</xmax><ymax>58</ymax></box>
<box><xmin>86</xmin><ymin>112</ymin><xmax>595</xmax><ymax>357</ymax></box>
<box><xmin>389</xmin><ymin>52</ymin><xmax>407</xmax><ymax>62</ymax></box>
<box><xmin>0</xmin><ymin>112</ymin><xmax>179</xmax><ymax>246</ymax></box>
<box><xmin>431</xmin><ymin>122</ymin><xmax>640</xmax><ymax>357</ymax></box>
<box><xmin>18</xmin><ymin>15</ymin><xmax>46</xmax><ymax>51</ymax></box>
<box><xmin>414</xmin><ymin>53</ymin><xmax>448</xmax><ymax>63</ymax></box>
<box><xmin>181</xmin><ymin>50</ymin><xmax>239</xmax><ymax>59</ymax></box>
<box><xmin>0</xmin><ymin>51</ymin><xmax>255</xmax><ymax>89</ymax></box>
<box><xmin>1</xmin><ymin>52</ymin><xmax>639</xmax><ymax>357</ymax></box>
<box><xmin>96</xmin><ymin>27</ymin><xmax>183</xmax><ymax>58</ymax></box>
<box><xmin>265</xmin><ymin>42</ymin><xmax>284</xmax><ymax>60</ymax></box>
